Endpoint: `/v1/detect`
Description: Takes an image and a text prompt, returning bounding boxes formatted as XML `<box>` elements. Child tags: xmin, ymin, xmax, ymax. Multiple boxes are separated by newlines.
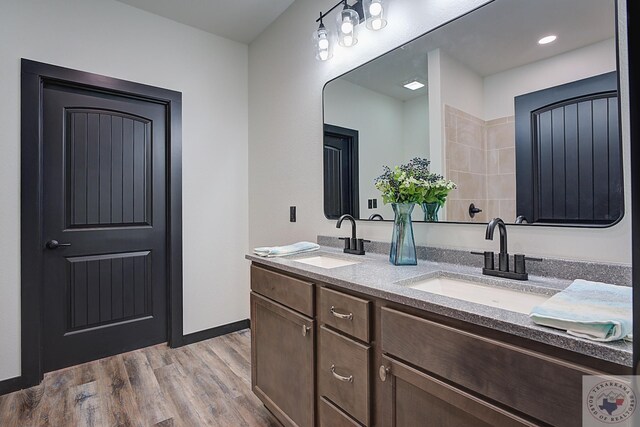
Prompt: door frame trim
<box><xmin>20</xmin><ymin>59</ymin><xmax>183</xmax><ymax>387</ymax></box>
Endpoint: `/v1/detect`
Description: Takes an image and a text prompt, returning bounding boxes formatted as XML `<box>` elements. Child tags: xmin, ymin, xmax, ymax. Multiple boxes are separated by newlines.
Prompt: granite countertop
<box><xmin>245</xmin><ymin>246</ymin><xmax>633</xmax><ymax>367</ymax></box>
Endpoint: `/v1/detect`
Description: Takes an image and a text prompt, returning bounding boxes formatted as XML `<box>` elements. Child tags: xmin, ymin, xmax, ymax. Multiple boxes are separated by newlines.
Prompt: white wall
<box><xmin>0</xmin><ymin>0</ymin><xmax>248</xmax><ymax>381</ymax></box>
<box><xmin>484</xmin><ymin>38</ymin><xmax>617</xmax><ymax>120</ymax></box>
<box><xmin>324</xmin><ymin>79</ymin><xmax>404</xmax><ymax>219</ymax></box>
<box><xmin>249</xmin><ymin>0</ymin><xmax>631</xmax><ymax>267</ymax></box>
<box><xmin>440</xmin><ymin>50</ymin><xmax>485</xmax><ymax>119</ymax></box>
<box><xmin>427</xmin><ymin>48</ymin><xmax>444</xmax><ymax>174</ymax></box>
<box><xmin>401</xmin><ymin>95</ymin><xmax>430</xmax><ymax>163</ymax></box>
<box><xmin>429</xmin><ymin>48</ymin><xmax>485</xmax><ymax>174</ymax></box>
<box><xmin>324</xmin><ymin>79</ymin><xmax>429</xmax><ymax>220</ymax></box>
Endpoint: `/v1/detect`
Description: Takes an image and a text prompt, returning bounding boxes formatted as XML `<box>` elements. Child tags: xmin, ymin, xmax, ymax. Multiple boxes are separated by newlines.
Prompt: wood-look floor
<box><xmin>0</xmin><ymin>329</ymin><xmax>281</xmax><ymax>427</ymax></box>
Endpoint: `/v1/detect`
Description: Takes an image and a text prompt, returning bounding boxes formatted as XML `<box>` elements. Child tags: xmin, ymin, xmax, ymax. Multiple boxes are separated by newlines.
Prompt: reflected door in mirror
<box><xmin>515</xmin><ymin>72</ymin><xmax>622</xmax><ymax>225</ymax></box>
<box><xmin>324</xmin><ymin>124</ymin><xmax>360</xmax><ymax>219</ymax></box>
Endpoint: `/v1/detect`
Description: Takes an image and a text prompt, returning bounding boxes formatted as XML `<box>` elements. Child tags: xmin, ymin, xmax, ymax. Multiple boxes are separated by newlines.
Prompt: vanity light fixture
<box><xmin>538</xmin><ymin>35</ymin><xmax>557</xmax><ymax>45</ymax></box>
<box><xmin>314</xmin><ymin>0</ymin><xmax>390</xmax><ymax>61</ymax></box>
<box><xmin>336</xmin><ymin>1</ymin><xmax>360</xmax><ymax>47</ymax></box>
<box><xmin>403</xmin><ymin>80</ymin><xmax>425</xmax><ymax>90</ymax></box>
<box><xmin>363</xmin><ymin>0</ymin><xmax>387</xmax><ymax>30</ymax></box>
<box><xmin>313</xmin><ymin>13</ymin><xmax>332</xmax><ymax>61</ymax></box>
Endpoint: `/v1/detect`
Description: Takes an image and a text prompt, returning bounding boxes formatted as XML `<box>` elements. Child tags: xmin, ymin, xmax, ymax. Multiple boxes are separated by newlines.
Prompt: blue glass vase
<box><xmin>421</xmin><ymin>202</ymin><xmax>440</xmax><ymax>222</ymax></box>
<box><xmin>389</xmin><ymin>203</ymin><xmax>417</xmax><ymax>265</ymax></box>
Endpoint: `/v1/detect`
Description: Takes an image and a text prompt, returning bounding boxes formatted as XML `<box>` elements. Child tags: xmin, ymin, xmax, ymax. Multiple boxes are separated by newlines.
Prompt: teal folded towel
<box><xmin>253</xmin><ymin>241</ymin><xmax>320</xmax><ymax>258</ymax></box>
<box><xmin>529</xmin><ymin>279</ymin><xmax>632</xmax><ymax>342</ymax></box>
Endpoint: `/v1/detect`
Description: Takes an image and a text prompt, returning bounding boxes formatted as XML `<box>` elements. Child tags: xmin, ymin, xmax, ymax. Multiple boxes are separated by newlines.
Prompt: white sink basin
<box><xmin>293</xmin><ymin>255</ymin><xmax>360</xmax><ymax>269</ymax></box>
<box><xmin>407</xmin><ymin>276</ymin><xmax>550</xmax><ymax>314</ymax></box>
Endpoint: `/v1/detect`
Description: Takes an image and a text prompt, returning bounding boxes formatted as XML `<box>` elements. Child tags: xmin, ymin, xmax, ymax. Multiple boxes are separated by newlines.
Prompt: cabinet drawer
<box><xmin>381</xmin><ymin>307</ymin><xmax>600</xmax><ymax>427</ymax></box>
<box><xmin>319</xmin><ymin>287</ymin><xmax>370</xmax><ymax>342</ymax></box>
<box><xmin>318</xmin><ymin>326</ymin><xmax>370</xmax><ymax>426</ymax></box>
<box><xmin>319</xmin><ymin>397</ymin><xmax>362</xmax><ymax>427</ymax></box>
<box><xmin>251</xmin><ymin>265</ymin><xmax>314</xmax><ymax>316</ymax></box>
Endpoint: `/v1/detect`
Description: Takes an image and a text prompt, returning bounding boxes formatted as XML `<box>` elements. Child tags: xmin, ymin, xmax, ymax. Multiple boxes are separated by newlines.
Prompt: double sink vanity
<box><xmin>246</xmin><ymin>242</ymin><xmax>632</xmax><ymax>427</ymax></box>
<box><xmin>248</xmin><ymin>0</ymin><xmax>631</xmax><ymax>425</ymax></box>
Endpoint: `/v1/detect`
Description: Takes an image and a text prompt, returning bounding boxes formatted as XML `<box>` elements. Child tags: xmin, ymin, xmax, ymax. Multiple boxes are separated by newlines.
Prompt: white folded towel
<box><xmin>253</xmin><ymin>241</ymin><xmax>320</xmax><ymax>258</ymax></box>
<box><xmin>529</xmin><ymin>279</ymin><xmax>632</xmax><ymax>342</ymax></box>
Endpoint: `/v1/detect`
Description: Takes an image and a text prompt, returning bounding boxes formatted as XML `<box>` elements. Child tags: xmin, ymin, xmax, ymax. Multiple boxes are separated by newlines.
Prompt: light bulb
<box><xmin>319</xmin><ymin>50</ymin><xmax>329</xmax><ymax>61</ymax></box>
<box><xmin>371</xmin><ymin>18</ymin><xmax>382</xmax><ymax>30</ymax></box>
<box><xmin>318</xmin><ymin>37</ymin><xmax>329</xmax><ymax>50</ymax></box>
<box><xmin>343</xmin><ymin>35</ymin><xmax>353</xmax><ymax>46</ymax></box>
<box><xmin>341</xmin><ymin>18</ymin><xmax>353</xmax><ymax>34</ymax></box>
<box><xmin>369</xmin><ymin>1</ymin><xmax>382</xmax><ymax>16</ymax></box>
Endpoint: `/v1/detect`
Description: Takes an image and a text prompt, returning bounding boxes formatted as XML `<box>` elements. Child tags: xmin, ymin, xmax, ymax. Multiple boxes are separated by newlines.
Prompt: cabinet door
<box><xmin>378</xmin><ymin>355</ymin><xmax>539</xmax><ymax>427</ymax></box>
<box><xmin>251</xmin><ymin>292</ymin><xmax>315</xmax><ymax>427</ymax></box>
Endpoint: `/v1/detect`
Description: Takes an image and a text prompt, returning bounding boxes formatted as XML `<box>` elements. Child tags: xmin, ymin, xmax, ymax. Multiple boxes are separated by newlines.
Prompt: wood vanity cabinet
<box><xmin>250</xmin><ymin>266</ymin><xmax>315</xmax><ymax>427</ymax></box>
<box><xmin>250</xmin><ymin>264</ymin><xmax>629</xmax><ymax>427</ymax></box>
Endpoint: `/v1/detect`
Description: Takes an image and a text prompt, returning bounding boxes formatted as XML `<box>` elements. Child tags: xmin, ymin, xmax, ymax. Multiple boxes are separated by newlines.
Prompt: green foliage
<box><xmin>374</xmin><ymin>158</ymin><xmax>457</xmax><ymax>206</ymax></box>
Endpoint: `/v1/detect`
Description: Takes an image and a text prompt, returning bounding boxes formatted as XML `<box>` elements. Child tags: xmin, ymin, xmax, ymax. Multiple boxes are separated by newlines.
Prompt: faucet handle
<box><xmin>471</xmin><ymin>251</ymin><xmax>495</xmax><ymax>270</ymax></box>
<box><xmin>355</xmin><ymin>238</ymin><xmax>371</xmax><ymax>252</ymax></box>
<box><xmin>338</xmin><ymin>237</ymin><xmax>351</xmax><ymax>250</ymax></box>
<box><xmin>514</xmin><ymin>254</ymin><xmax>543</xmax><ymax>274</ymax></box>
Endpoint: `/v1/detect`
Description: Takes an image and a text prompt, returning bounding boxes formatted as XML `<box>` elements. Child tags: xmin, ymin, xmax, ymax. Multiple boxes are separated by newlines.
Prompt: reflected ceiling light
<box><xmin>313</xmin><ymin>0</ymin><xmax>390</xmax><ymax>61</ymax></box>
<box><xmin>403</xmin><ymin>80</ymin><xmax>425</xmax><ymax>90</ymax></box>
<box><xmin>538</xmin><ymin>35</ymin><xmax>557</xmax><ymax>45</ymax></box>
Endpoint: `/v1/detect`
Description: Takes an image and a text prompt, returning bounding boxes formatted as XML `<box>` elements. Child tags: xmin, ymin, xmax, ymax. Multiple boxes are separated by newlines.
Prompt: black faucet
<box><xmin>336</xmin><ymin>214</ymin><xmax>369</xmax><ymax>255</ymax></box>
<box><xmin>515</xmin><ymin>215</ymin><xmax>528</xmax><ymax>224</ymax></box>
<box><xmin>472</xmin><ymin>217</ymin><xmax>542</xmax><ymax>280</ymax></box>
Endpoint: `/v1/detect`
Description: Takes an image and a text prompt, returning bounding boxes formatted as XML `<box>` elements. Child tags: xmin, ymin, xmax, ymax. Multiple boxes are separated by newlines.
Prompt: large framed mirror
<box><xmin>323</xmin><ymin>0</ymin><xmax>622</xmax><ymax>227</ymax></box>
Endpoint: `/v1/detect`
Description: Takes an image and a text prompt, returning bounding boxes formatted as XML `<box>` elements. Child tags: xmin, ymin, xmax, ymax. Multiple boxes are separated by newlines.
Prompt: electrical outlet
<box><xmin>290</xmin><ymin>206</ymin><xmax>296</xmax><ymax>222</ymax></box>
<box><xmin>368</xmin><ymin>199</ymin><xmax>373</xmax><ymax>209</ymax></box>
<box><xmin>373</xmin><ymin>199</ymin><xmax>378</xmax><ymax>208</ymax></box>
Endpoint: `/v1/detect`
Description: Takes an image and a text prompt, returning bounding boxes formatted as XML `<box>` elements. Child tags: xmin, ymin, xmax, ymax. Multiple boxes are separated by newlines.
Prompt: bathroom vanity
<box><xmin>247</xmin><ymin>248</ymin><xmax>632</xmax><ymax>427</ymax></box>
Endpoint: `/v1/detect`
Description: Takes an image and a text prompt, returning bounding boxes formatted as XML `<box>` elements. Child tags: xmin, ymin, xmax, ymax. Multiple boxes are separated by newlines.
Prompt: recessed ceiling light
<box><xmin>538</xmin><ymin>35</ymin><xmax>557</xmax><ymax>45</ymax></box>
<box><xmin>403</xmin><ymin>80</ymin><xmax>425</xmax><ymax>91</ymax></box>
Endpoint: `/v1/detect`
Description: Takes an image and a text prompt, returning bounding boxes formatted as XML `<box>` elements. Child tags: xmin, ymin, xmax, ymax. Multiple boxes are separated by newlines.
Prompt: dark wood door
<box><xmin>324</xmin><ymin>124</ymin><xmax>359</xmax><ymax>219</ymax></box>
<box><xmin>379</xmin><ymin>356</ymin><xmax>537</xmax><ymax>427</ymax></box>
<box><xmin>42</xmin><ymin>82</ymin><xmax>168</xmax><ymax>372</ymax></box>
<box><xmin>250</xmin><ymin>292</ymin><xmax>315</xmax><ymax>427</ymax></box>
<box><xmin>515</xmin><ymin>72</ymin><xmax>622</xmax><ymax>225</ymax></box>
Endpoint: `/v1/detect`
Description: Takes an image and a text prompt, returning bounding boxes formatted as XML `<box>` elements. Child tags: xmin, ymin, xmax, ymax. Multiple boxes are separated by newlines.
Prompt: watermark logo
<box><xmin>584</xmin><ymin>376</ymin><xmax>638</xmax><ymax>426</ymax></box>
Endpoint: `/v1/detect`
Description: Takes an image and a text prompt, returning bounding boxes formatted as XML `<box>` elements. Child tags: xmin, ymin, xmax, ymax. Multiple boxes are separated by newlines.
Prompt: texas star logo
<box><xmin>587</xmin><ymin>380</ymin><xmax>636</xmax><ymax>424</ymax></box>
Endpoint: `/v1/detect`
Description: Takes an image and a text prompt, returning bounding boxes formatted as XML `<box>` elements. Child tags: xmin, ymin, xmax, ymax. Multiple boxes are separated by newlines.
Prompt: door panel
<box><xmin>42</xmin><ymin>83</ymin><xmax>167</xmax><ymax>372</ymax></box>
<box><xmin>66</xmin><ymin>251</ymin><xmax>151</xmax><ymax>330</ymax></box>
<box><xmin>66</xmin><ymin>110</ymin><xmax>152</xmax><ymax>228</ymax></box>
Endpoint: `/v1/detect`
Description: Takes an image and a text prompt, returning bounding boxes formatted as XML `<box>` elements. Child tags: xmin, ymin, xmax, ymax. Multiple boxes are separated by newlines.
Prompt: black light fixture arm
<box><xmin>316</xmin><ymin>0</ymin><xmax>351</xmax><ymax>23</ymax></box>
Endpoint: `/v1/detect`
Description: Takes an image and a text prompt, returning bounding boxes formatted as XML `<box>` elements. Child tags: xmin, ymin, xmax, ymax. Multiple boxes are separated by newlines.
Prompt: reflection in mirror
<box><xmin>323</xmin><ymin>0</ymin><xmax>622</xmax><ymax>226</ymax></box>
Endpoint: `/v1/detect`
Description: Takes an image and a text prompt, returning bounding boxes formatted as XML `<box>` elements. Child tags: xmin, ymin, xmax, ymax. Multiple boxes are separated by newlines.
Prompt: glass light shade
<box><xmin>336</xmin><ymin>7</ymin><xmax>359</xmax><ymax>47</ymax></box>
<box><xmin>363</xmin><ymin>0</ymin><xmax>387</xmax><ymax>31</ymax></box>
<box><xmin>313</xmin><ymin>26</ymin><xmax>332</xmax><ymax>61</ymax></box>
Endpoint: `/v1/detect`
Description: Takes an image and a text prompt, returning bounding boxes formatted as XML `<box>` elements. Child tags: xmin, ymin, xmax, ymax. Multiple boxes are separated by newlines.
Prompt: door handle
<box><xmin>46</xmin><ymin>240</ymin><xmax>71</xmax><ymax>250</ymax></box>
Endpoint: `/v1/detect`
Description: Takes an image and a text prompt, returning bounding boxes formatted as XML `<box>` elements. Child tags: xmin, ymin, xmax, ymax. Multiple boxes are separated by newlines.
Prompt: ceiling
<box><xmin>115</xmin><ymin>0</ymin><xmax>295</xmax><ymax>44</ymax></box>
<box><xmin>341</xmin><ymin>0</ymin><xmax>615</xmax><ymax>101</ymax></box>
